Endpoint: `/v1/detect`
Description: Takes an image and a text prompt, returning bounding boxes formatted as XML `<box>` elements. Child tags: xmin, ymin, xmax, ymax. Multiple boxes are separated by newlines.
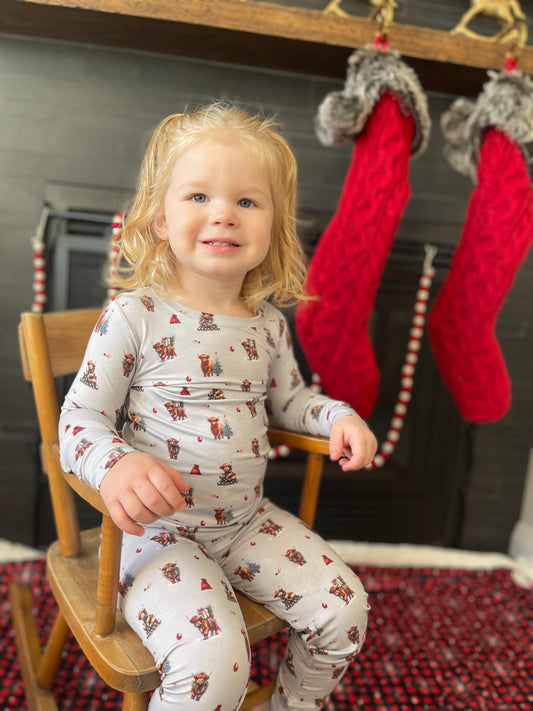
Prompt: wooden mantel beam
<box><xmin>5</xmin><ymin>0</ymin><xmax>533</xmax><ymax>94</ymax></box>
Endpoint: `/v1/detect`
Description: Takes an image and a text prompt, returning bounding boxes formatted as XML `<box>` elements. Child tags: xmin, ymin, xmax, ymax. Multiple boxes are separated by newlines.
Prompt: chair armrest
<box><xmin>52</xmin><ymin>427</ymin><xmax>329</xmax><ymax>516</ymax></box>
<box><xmin>267</xmin><ymin>428</ymin><xmax>330</xmax><ymax>528</ymax></box>
<box><xmin>54</xmin><ymin>431</ymin><xmax>329</xmax><ymax>514</ymax></box>
<box><xmin>51</xmin><ymin>442</ymin><xmax>110</xmax><ymax>516</ymax></box>
<box><xmin>64</xmin><ymin>472</ymin><xmax>110</xmax><ymax>517</ymax></box>
<box><xmin>267</xmin><ymin>428</ymin><xmax>330</xmax><ymax>455</ymax></box>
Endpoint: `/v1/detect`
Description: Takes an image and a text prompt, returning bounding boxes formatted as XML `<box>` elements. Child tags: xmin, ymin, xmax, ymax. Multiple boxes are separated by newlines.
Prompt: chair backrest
<box><xmin>19</xmin><ymin>309</ymin><xmax>102</xmax><ymax>556</ymax></box>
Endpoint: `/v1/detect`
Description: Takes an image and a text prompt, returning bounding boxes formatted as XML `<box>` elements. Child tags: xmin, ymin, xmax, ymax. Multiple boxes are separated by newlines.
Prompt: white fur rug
<box><xmin>328</xmin><ymin>540</ymin><xmax>533</xmax><ymax>588</ymax></box>
<box><xmin>0</xmin><ymin>539</ymin><xmax>44</xmax><ymax>562</ymax></box>
<box><xmin>328</xmin><ymin>540</ymin><xmax>513</xmax><ymax>569</ymax></box>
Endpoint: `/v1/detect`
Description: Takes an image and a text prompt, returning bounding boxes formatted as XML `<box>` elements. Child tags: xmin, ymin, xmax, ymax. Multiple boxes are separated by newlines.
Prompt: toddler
<box><xmin>59</xmin><ymin>103</ymin><xmax>376</xmax><ymax>710</ymax></box>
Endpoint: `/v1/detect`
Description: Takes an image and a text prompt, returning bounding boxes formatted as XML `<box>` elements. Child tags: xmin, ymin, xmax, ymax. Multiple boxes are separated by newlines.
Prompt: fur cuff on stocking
<box><xmin>315</xmin><ymin>44</ymin><xmax>431</xmax><ymax>157</ymax></box>
<box><xmin>442</xmin><ymin>69</ymin><xmax>533</xmax><ymax>182</ymax></box>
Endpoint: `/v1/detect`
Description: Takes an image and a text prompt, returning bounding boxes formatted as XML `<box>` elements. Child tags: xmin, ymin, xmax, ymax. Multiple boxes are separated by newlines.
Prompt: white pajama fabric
<box><xmin>119</xmin><ymin>500</ymin><xmax>368</xmax><ymax>710</ymax></box>
<box><xmin>59</xmin><ymin>289</ymin><xmax>369</xmax><ymax>709</ymax></box>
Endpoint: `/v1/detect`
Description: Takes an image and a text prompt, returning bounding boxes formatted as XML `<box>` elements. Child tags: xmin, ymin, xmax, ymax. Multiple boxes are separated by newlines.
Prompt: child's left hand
<box><xmin>329</xmin><ymin>415</ymin><xmax>377</xmax><ymax>471</ymax></box>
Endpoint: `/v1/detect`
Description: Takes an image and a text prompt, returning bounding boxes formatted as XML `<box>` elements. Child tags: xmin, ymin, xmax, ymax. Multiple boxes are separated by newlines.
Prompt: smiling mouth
<box><xmin>203</xmin><ymin>240</ymin><xmax>240</xmax><ymax>247</ymax></box>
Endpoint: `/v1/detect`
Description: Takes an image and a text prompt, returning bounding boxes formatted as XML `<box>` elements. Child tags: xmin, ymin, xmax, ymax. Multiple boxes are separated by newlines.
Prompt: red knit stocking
<box><xmin>428</xmin><ymin>127</ymin><xmax>533</xmax><ymax>422</ymax></box>
<box><xmin>295</xmin><ymin>93</ymin><xmax>415</xmax><ymax>419</ymax></box>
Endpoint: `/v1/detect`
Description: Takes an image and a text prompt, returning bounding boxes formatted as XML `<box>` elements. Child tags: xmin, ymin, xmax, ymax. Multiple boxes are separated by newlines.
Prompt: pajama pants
<box><xmin>119</xmin><ymin>499</ymin><xmax>369</xmax><ymax>710</ymax></box>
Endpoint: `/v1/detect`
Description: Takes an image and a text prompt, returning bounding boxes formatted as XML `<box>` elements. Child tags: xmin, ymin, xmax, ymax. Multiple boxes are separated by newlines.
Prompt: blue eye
<box><xmin>238</xmin><ymin>198</ymin><xmax>254</xmax><ymax>208</ymax></box>
<box><xmin>191</xmin><ymin>194</ymin><xmax>207</xmax><ymax>203</ymax></box>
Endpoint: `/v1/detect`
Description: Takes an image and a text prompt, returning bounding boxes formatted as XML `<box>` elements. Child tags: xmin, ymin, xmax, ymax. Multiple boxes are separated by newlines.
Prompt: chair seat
<box><xmin>47</xmin><ymin>528</ymin><xmax>284</xmax><ymax>693</ymax></box>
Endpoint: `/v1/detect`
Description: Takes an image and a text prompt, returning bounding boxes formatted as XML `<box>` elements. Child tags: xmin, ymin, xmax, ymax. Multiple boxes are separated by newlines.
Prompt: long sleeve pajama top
<box><xmin>59</xmin><ymin>289</ymin><xmax>357</xmax><ymax>534</ymax></box>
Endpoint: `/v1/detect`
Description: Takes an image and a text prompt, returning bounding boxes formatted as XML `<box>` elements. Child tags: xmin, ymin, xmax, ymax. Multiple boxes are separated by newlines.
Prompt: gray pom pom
<box><xmin>315</xmin><ymin>45</ymin><xmax>431</xmax><ymax>158</ymax></box>
<box><xmin>442</xmin><ymin>70</ymin><xmax>533</xmax><ymax>181</ymax></box>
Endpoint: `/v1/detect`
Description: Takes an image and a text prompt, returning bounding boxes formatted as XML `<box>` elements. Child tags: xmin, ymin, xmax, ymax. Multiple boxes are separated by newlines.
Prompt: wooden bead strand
<box><xmin>369</xmin><ymin>243</ymin><xmax>437</xmax><ymax>468</ymax></box>
<box><xmin>268</xmin><ymin>245</ymin><xmax>437</xmax><ymax>465</ymax></box>
<box><xmin>105</xmin><ymin>211</ymin><xmax>124</xmax><ymax>304</ymax></box>
<box><xmin>31</xmin><ymin>206</ymin><xmax>50</xmax><ymax>313</ymax></box>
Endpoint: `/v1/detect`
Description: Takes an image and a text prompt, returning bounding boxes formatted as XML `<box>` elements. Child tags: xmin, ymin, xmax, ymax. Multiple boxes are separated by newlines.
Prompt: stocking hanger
<box><xmin>451</xmin><ymin>1</ymin><xmax>528</xmax><ymax>62</ymax></box>
<box><xmin>323</xmin><ymin>0</ymin><xmax>398</xmax><ymax>39</ymax></box>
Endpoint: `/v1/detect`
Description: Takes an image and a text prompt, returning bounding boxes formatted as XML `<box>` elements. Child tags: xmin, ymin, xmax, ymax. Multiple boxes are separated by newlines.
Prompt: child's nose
<box><xmin>212</xmin><ymin>201</ymin><xmax>237</xmax><ymax>227</ymax></box>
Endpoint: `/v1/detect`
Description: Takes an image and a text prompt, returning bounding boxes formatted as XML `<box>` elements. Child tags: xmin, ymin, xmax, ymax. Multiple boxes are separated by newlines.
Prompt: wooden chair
<box><xmin>11</xmin><ymin>308</ymin><xmax>330</xmax><ymax>711</ymax></box>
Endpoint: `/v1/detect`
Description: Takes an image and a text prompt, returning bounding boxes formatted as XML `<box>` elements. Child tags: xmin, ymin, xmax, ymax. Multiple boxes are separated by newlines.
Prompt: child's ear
<box><xmin>152</xmin><ymin>213</ymin><xmax>168</xmax><ymax>240</ymax></box>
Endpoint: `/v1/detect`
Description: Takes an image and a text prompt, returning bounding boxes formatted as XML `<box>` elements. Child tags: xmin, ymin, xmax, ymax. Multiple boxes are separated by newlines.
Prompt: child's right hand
<box><xmin>99</xmin><ymin>451</ymin><xmax>190</xmax><ymax>536</ymax></box>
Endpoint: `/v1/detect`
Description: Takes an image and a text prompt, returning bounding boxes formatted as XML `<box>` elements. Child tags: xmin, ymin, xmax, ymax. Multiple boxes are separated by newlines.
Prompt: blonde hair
<box><xmin>111</xmin><ymin>102</ymin><xmax>308</xmax><ymax>312</ymax></box>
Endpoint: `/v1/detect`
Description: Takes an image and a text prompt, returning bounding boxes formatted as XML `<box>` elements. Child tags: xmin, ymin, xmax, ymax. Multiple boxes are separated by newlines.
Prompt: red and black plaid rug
<box><xmin>1</xmin><ymin>557</ymin><xmax>532</xmax><ymax>710</ymax></box>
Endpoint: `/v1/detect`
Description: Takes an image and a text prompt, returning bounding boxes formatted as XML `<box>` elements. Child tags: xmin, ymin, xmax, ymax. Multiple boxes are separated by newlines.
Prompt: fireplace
<box><xmin>37</xmin><ymin>193</ymin><xmax>469</xmax><ymax>547</ymax></box>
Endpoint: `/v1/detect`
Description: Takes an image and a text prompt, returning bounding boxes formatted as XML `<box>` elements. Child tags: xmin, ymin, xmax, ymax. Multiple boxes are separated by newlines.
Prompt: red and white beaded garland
<box><xmin>105</xmin><ymin>211</ymin><xmax>124</xmax><ymax>304</ymax></box>
<box><xmin>269</xmin><ymin>246</ymin><xmax>437</xmax><ymax>465</ymax></box>
<box><xmin>369</xmin><ymin>243</ymin><xmax>437</xmax><ymax>468</ymax></box>
<box><xmin>31</xmin><ymin>206</ymin><xmax>50</xmax><ymax>313</ymax></box>
<box><xmin>31</xmin><ymin>208</ymin><xmax>124</xmax><ymax>313</ymax></box>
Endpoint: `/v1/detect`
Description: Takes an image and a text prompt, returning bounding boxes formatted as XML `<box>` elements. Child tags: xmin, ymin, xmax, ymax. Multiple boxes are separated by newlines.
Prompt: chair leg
<box><xmin>123</xmin><ymin>691</ymin><xmax>151</xmax><ymax>711</ymax></box>
<box><xmin>240</xmin><ymin>679</ymin><xmax>275</xmax><ymax>711</ymax></box>
<box><xmin>298</xmin><ymin>452</ymin><xmax>324</xmax><ymax>528</ymax></box>
<box><xmin>37</xmin><ymin>608</ymin><xmax>70</xmax><ymax>689</ymax></box>
<box><xmin>9</xmin><ymin>584</ymin><xmax>59</xmax><ymax>711</ymax></box>
<box><xmin>11</xmin><ymin>583</ymin><xmax>151</xmax><ymax>711</ymax></box>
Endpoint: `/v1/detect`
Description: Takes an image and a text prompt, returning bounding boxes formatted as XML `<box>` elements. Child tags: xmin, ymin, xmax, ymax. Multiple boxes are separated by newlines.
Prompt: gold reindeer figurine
<box><xmin>324</xmin><ymin>0</ymin><xmax>398</xmax><ymax>27</ymax></box>
<box><xmin>451</xmin><ymin>1</ymin><xmax>527</xmax><ymax>49</ymax></box>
